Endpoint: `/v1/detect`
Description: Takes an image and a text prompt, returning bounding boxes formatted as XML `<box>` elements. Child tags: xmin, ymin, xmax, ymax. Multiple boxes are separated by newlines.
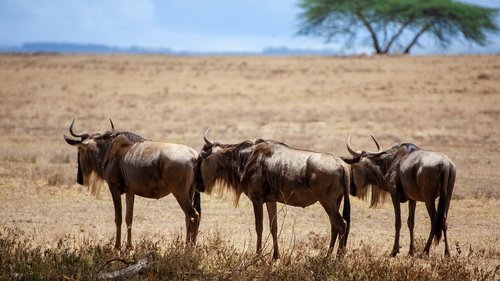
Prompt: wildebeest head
<box><xmin>194</xmin><ymin>128</ymin><xmax>253</xmax><ymax>205</ymax></box>
<box><xmin>64</xmin><ymin>119</ymin><xmax>145</xmax><ymax>195</ymax></box>
<box><xmin>342</xmin><ymin>134</ymin><xmax>390</xmax><ymax>207</ymax></box>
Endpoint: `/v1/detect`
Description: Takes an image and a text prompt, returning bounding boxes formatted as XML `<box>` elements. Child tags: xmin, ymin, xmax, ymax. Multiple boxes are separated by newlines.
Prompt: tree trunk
<box><xmin>357</xmin><ymin>12</ymin><xmax>383</xmax><ymax>54</ymax></box>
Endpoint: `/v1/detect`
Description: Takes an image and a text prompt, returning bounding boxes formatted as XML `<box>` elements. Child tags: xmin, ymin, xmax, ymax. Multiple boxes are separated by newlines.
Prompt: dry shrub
<box><xmin>1</xmin><ymin>227</ymin><xmax>498</xmax><ymax>280</ymax></box>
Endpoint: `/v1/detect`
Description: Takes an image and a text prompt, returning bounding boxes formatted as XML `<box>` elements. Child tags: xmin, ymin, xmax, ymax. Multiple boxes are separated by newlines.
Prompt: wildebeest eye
<box><xmin>200</xmin><ymin>148</ymin><xmax>212</xmax><ymax>159</ymax></box>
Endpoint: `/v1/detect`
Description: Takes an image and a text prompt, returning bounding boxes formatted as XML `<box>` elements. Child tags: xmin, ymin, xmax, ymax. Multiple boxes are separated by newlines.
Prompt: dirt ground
<box><xmin>0</xmin><ymin>54</ymin><xmax>498</xmax><ymax>267</ymax></box>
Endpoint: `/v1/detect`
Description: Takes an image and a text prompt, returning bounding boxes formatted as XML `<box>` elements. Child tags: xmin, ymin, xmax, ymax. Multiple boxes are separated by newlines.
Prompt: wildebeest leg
<box><xmin>110</xmin><ymin>187</ymin><xmax>122</xmax><ymax>249</ymax></box>
<box><xmin>125</xmin><ymin>192</ymin><xmax>135</xmax><ymax>249</ymax></box>
<box><xmin>390</xmin><ymin>192</ymin><xmax>401</xmax><ymax>257</ymax></box>
<box><xmin>443</xmin><ymin>172</ymin><xmax>455</xmax><ymax>257</ymax></box>
<box><xmin>423</xmin><ymin>200</ymin><xmax>436</xmax><ymax>255</ymax></box>
<box><xmin>266</xmin><ymin>201</ymin><xmax>279</xmax><ymax>259</ymax></box>
<box><xmin>319</xmin><ymin>200</ymin><xmax>345</xmax><ymax>257</ymax></box>
<box><xmin>442</xmin><ymin>218</ymin><xmax>450</xmax><ymax>256</ymax></box>
<box><xmin>173</xmin><ymin>191</ymin><xmax>200</xmax><ymax>245</ymax></box>
<box><xmin>252</xmin><ymin>198</ymin><xmax>264</xmax><ymax>255</ymax></box>
<box><xmin>327</xmin><ymin>197</ymin><xmax>343</xmax><ymax>254</ymax></box>
<box><xmin>407</xmin><ymin>200</ymin><xmax>416</xmax><ymax>256</ymax></box>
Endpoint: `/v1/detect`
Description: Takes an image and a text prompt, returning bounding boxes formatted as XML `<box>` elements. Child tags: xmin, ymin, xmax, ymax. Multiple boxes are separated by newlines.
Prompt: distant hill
<box><xmin>0</xmin><ymin>42</ymin><xmax>338</xmax><ymax>56</ymax></box>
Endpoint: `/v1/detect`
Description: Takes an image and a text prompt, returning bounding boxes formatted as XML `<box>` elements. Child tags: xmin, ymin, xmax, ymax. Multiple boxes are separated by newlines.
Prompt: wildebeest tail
<box><xmin>193</xmin><ymin>191</ymin><xmax>201</xmax><ymax>214</ymax></box>
<box><xmin>342</xmin><ymin>166</ymin><xmax>351</xmax><ymax>246</ymax></box>
<box><xmin>193</xmin><ymin>156</ymin><xmax>205</xmax><ymax>192</ymax></box>
<box><xmin>434</xmin><ymin>164</ymin><xmax>452</xmax><ymax>244</ymax></box>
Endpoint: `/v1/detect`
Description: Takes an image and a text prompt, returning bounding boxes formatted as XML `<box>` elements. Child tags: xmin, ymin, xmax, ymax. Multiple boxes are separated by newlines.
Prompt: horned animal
<box><xmin>64</xmin><ymin>119</ymin><xmax>201</xmax><ymax>248</ymax></box>
<box><xmin>342</xmin><ymin>134</ymin><xmax>456</xmax><ymax>256</ymax></box>
<box><xmin>194</xmin><ymin>129</ymin><xmax>350</xmax><ymax>259</ymax></box>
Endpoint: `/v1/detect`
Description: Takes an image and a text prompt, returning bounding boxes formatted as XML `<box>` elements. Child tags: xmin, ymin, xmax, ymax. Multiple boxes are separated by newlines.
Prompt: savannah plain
<box><xmin>0</xmin><ymin>53</ymin><xmax>499</xmax><ymax>278</ymax></box>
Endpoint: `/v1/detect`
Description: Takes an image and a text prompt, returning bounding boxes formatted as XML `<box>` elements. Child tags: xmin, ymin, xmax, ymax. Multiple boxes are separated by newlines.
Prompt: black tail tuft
<box><xmin>193</xmin><ymin>156</ymin><xmax>205</xmax><ymax>192</ymax></box>
<box><xmin>342</xmin><ymin>167</ymin><xmax>351</xmax><ymax>246</ymax></box>
<box><xmin>193</xmin><ymin>191</ymin><xmax>201</xmax><ymax>214</ymax></box>
<box><xmin>434</xmin><ymin>165</ymin><xmax>450</xmax><ymax>244</ymax></box>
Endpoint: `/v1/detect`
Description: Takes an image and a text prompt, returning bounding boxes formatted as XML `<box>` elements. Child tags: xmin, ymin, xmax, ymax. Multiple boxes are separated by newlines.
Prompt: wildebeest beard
<box><xmin>200</xmin><ymin>141</ymin><xmax>254</xmax><ymax>207</ymax></box>
<box><xmin>77</xmin><ymin>152</ymin><xmax>83</xmax><ymax>185</ymax></box>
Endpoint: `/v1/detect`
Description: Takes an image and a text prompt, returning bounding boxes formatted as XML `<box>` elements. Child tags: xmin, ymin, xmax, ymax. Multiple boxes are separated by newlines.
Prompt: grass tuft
<box><xmin>0</xmin><ymin>227</ymin><xmax>498</xmax><ymax>280</ymax></box>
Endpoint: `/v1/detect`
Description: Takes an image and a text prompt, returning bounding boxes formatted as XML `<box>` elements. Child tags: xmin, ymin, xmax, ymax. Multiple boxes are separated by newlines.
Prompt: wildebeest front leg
<box><xmin>252</xmin><ymin>197</ymin><xmax>264</xmax><ymax>255</ymax></box>
<box><xmin>390</xmin><ymin>192</ymin><xmax>401</xmax><ymax>257</ymax></box>
<box><xmin>110</xmin><ymin>187</ymin><xmax>123</xmax><ymax>249</ymax></box>
<box><xmin>125</xmin><ymin>192</ymin><xmax>135</xmax><ymax>249</ymax></box>
<box><xmin>266</xmin><ymin>201</ymin><xmax>279</xmax><ymax>259</ymax></box>
<box><xmin>407</xmin><ymin>200</ymin><xmax>416</xmax><ymax>256</ymax></box>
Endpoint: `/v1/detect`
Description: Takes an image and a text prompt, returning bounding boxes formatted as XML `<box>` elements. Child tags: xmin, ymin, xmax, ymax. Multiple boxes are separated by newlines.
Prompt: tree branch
<box><xmin>403</xmin><ymin>21</ymin><xmax>434</xmax><ymax>54</ymax></box>
<box><xmin>356</xmin><ymin>12</ymin><xmax>383</xmax><ymax>54</ymax></box>
<box><xmin>383</xmin><ymin>18</ymin><xmax>415</xmax><ymax>53</ymax></box>
<box><xmin>97</xmin><ymin>251</ymin><xmax>154</xmax><ymax>279</ymax></box>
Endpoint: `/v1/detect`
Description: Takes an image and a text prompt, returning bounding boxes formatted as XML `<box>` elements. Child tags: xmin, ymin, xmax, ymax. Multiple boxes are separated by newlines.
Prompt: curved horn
<box><xmin>370</xmin><ymin>134</ymin><xmax>383</xmax><ymax>153</ymax></box>
<box><xmin>204</xmin><ymin>127</ymin><xmax>214</xmax><ymax>145</ymax></box>
<box><xmin>69</xmin><ymin>119</ymin><xmax>89</xmax><ymax>139</ymax></box>
<box><xmin>109</xmin><ymin>119</ymin><xmax>116</xmax><ymax>132</ymax></box>
<box><xmin>346</xmin><ymin>134</ymin><xmax>361</xmax><ymax>157</ymax></box>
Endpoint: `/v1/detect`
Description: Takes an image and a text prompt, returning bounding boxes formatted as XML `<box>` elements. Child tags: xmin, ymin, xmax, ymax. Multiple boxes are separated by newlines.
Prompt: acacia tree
<box><xmin>297</xmin><ymin>0</ymin><xmax>499</xmax><ymax>54</ymax></box>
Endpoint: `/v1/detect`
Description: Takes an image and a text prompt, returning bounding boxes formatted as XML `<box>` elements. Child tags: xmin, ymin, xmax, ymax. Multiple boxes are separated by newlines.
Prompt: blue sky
<box><xmin>0</xmin><ymin>0</ymin><xmax>499</xmax><ymax>54</ymax></box>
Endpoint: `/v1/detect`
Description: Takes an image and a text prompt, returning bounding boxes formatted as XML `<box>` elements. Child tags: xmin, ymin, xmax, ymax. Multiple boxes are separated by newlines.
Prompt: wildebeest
<box><xmin>194</xmin><ymin>129</ymin><xmax>350</xmax><ymax>259</ymax></box>
<box><xmin>64</xmin><ymin>119</ymin><xmax>201</xmax><ymax>248</ymax></box>
<box><xmin>342</xmin><ymin>134</ymin><xmax>456</xmax><ymax>256</ymax></box>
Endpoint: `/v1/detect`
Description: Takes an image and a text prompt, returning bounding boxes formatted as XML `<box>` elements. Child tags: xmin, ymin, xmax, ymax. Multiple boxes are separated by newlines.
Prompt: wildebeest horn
<box><xmin>69</xmin><ymin>119</ymin><xmax>89</xmax><ymax>139</ymax></box>
<box><xmin>346</xmin><ymin>134</ymin><xmax>361</xmax><ymax>157</ymax></box>
<box><xmin>370</xmin><ymin>134</ymin><xmax>383</xmax><ymax>153</ymax></box>
<box><xmin>204</xmin><ymin>127</ymin><xmax>214</xmax><ymax>145</ymax></box>
<box><xmin>110</xmin><ymin>119</ymin><xmax>116</xmax><ymax>132</ymax></box>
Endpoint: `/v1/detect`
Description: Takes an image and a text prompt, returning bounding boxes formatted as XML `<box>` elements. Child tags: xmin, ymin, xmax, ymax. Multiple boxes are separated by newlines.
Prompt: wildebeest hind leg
<box><xmin>423</xmin><ymin>200</ymin><xmax>437</xmax><ymax>255</ymax></box>
<box><xmin>125</xmin><ymin>192</ymin><xmax>135</xmax><ymax>249</ymax></box>
<box><xmin>173</xmin><ymin>191</ymin><xmax>200</xmax><ymax>246</ymax></box>
<box><xmin>330</xmin><ymin>197</ymin><xmax>343</xmax><ymax>254</ymax></box>
<box><xmin>251</xmin><ymin>198</ymin><xmax>264</xmax><ymax>255</ymax></box>
<box><xmin>407</xmin><ymin>200</ymin><xmax>416</xmax><ymax>256</ymax></box>
<box><xmin>266</xmin><ymin>202</ymin><xmax>279</xmax><ymax>259</ymax></box>
<box><xmin>319</xmin><ymin>200</ymin><xmax>344</xmax><ymax>257</ymax></box>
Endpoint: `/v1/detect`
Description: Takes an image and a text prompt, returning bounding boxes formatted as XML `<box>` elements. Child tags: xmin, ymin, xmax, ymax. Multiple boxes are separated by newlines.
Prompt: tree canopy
<box><xmin>297</xmin><ymin>0</ymin><xmax>499</xmax><ymax>54</ymax></box>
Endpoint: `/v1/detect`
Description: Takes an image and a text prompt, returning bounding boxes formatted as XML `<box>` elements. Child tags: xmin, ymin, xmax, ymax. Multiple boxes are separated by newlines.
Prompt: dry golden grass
<box><xmin>0</xmin><ymin>53</ymin><xmax>499</xmax><ymax>278</ymax></box>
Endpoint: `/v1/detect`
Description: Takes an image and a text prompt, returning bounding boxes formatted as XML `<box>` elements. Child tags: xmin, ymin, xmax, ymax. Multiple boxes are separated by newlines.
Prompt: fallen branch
<box><xmin>97</xmin><ymin>251</ymin><xmax>154</xmax><ymax>280</ymax></box>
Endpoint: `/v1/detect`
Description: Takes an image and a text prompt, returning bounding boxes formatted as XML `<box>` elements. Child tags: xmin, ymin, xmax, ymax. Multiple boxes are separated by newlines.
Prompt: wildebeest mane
<box><xmin>85</xmin><ymin>130</ymin><xmax>147</xmax><ymax>196</ymax></box>
<box><xmin>204</xmin><ymin>140</ymin><xmax>254</xmax><ymax>206</ymax></box>
<box><xmin>95</xmin><ymin>131</ymin><xmax>146</xmax><ymax>171</ymax></box>
<box><xmin>119</xmin><ymin>131</ymin><xmax>148</xmax><ymax>143</ymax></box>
<box><xmin>343</xmin><ymin>143</ymin><xmax>420</xmax><ymax>207</ymax></box>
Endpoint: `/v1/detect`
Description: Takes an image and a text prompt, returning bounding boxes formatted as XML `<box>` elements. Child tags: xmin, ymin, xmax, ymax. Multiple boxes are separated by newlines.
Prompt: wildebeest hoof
<box><xmin>389</xmin><ymin>250</ymin><xmax>399</xmax><ymax>257</ymax></box>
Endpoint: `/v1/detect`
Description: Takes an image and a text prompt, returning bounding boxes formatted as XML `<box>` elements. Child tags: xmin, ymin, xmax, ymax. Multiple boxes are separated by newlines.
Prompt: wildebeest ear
<box><xmin>64</xmin><ymin>135</ymin><xmax>81</xmax><ymax>146</ymax></box>
<box><xmin>341</xmin><ymin>156</ymin><xmax>358</xmax><ymax>165</ymax></box>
